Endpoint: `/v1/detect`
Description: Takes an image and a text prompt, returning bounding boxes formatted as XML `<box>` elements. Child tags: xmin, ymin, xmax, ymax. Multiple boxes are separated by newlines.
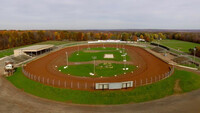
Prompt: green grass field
<box><xmin>180</xmin><ymin>63</ymin><xmax>198</xmax><ymax>68</ymax></box>
<box><xmin>154</xmin><ymin>39</ymin><xmax>200</xmax><ymax>53</ymax></box>
<box><xmin>69</xmin><ymin>47</ymin><xmax>129</xmax><ymax>62</ymax></box>
<box><xmin>6</xmin><ymin>68</ymin><xmax>200</xmax><ymax>104</ymax></box>
<box><xmin>58</xmin><ymin>63</ymin><xmax>136</xmax><ymax>77</ymax></box>
<box><xmin>89</xmin><ymin>47</ymin><xmax>119</xmax><ymax>50</ymax></box>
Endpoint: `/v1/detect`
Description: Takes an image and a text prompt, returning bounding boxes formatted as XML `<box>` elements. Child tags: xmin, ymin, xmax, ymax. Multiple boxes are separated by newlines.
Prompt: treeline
<box><xmin>0</xmin><ymin>30</ymin><xmax>200</xmax><ymax>50</ymax></box>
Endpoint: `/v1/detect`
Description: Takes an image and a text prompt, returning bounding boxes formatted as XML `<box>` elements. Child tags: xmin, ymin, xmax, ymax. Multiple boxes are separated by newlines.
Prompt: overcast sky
<box><xmin>0</xmin><ymin>0</ymin><xmax>200</xmax><ymax>30</ymax></box>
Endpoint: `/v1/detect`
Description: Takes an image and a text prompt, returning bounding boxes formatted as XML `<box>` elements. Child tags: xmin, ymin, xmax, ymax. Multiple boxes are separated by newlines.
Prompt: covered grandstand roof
<box><xmin>15</xmin><ymin>45</ymin><xmax>54</xmax><ymax>52</ymax></box>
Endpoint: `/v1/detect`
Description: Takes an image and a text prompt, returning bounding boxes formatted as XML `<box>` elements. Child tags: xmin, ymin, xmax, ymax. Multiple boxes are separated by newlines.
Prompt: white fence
<box><xmin>96</xmin><ymin>66</ymin><xmax>174</xmax><ymax>90</ymax></box>
<box><xmin>22</xmin><ymin>66</ymin><xmax>174</xmax><ymax>90</ymax></box>
<box><xmin>88</xmin><ymin>40</ymin><xmax>133</xmax><ymax>44</ymax></box>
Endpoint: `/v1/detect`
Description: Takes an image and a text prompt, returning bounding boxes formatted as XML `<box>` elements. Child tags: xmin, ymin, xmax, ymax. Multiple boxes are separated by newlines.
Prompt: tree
<box><xmin>60</xmin><ymin>31</ymin><xmax>65</xmax><ymax>40</ymax></box>
<box><xmin>145</xmin><ymin>36</ymin><xmax>150</xmax><ymax>42</ymax></box>
<box><xmin>94</xmin><ymin>33</ymin><xmax>100</xmax><ymax>40</ymax></box>
<box><xmin>154</xmin><ymin>34</ymin><xmax>159</xmax><ymax>40</ymax></box>
<box><xmin>158</xmin><ymin>33</ymin><xmax>166</xmax><ymax>39</ymax></box>
<box><xmin>54</xmin><ymin>31</ymin><xmax>61</xmax><ymax>40</ymax></box>
<box><xmin>121</xmin><ymin>33</ymin><xmax>129</xmax><ymax>41</ymax></box>
<box><xmin>132</xmin><ymin>35</ymin><xmax>138</xmax><ymax>41</ymax></box>
<box><xmin>140</xmin><ymin>34</ymin><xmax>144</xmax><ymax>39</ymax></box>
<box><xmin>21</xmin><ymin>32</ymin><xmax>30</xmax><ymax>45</ymax></box>
<box><xmin>77</xmin><ymin>32</ymin><xmax>84</xmax><ymax>41</ymax></box>
<box><xmin>83</xmin><ymin>33</ymin><xmax>88</xmax><ymax>41</ymax></box>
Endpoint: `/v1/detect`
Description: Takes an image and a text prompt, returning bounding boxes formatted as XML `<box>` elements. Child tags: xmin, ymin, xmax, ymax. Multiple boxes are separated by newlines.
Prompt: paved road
<box><xmin>0</xmin><ymin>75</ymin><xmax>200</xmax><ymax>113</ymax></box>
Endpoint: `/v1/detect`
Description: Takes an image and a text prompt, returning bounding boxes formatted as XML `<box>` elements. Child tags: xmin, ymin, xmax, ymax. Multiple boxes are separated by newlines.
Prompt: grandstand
<box><xmin>10</xmin><ymin>55</ymin><xmax>31</xmax><ymax>64</ymax></box>
<box><xmin>151</xmin><ymin>47</ymin><xmax>166</xmax><ymax>53</ymax></box>
<box><xmin>14</xmin><ymin>45</ymin><xmax>54</xmax><ymax>57</ymax></box>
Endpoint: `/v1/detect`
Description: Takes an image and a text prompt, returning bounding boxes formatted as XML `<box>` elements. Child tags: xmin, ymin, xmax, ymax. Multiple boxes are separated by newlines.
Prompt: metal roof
<box><xmin>15</xmin><ymin>45</ymin><xmax>54</xmax><ymax>52</ymax></box>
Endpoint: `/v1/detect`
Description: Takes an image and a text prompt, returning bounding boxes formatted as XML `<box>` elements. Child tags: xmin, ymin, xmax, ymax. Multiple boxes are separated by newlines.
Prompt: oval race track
<box><xmin>23</xmin><ymin>44</ymin><xmax>172</xmax><ymax>91</ymax></box>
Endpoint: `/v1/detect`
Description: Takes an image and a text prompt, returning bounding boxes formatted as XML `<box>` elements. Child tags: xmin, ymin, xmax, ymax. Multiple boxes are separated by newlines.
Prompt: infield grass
<box><xmin>69</xmin><ymin>47</ymin><xmax>129</xmax><ymax>62</ymax></box>
<box><xmin>58</xmin><ymin>63</ymin><xmax>136</xmax><ymax>77</ymax></box>
<box><xmin>89</xmin><ymin>47</ymin><xmax>119</xmax><ymax>50</ymax></box>
<box><xmin>7</xmin><ymin>68</ymin><xmax>200</xmax><ymax>104</ymax></box>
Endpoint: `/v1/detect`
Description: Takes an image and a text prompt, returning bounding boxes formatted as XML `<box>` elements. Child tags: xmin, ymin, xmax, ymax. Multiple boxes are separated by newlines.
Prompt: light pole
<box><xmin>92</xmin><ymin>56</ymin><xmax>97</xmax><ymax>75</ymax></box>
<box><xmin>194</xmin><ymin>48</ymin><xmax>196</xmax><ymax>68</ymax></box>
<box><xmin>123</xmin><ymin>46</ymin><xmax>125</xmax><ymax>55</ymax></box>
<box><xmin>77</xmin><ymin>45</ymin><xmax>79</xmax><ymax>55</ymax></box>
<box><xmin>116</xmin><ymin>42</ymin><xmax>119</xmax><ymax>50</ymax></box>
<box><xmin>124</xmin><ymin>53</ymin><xmax>127</xmax><ymax>65</ymax></box>
<box><xmin>66</xmin><ymin>52</ymin><xmax>68</xmax><ymax>67</ymax></box>
<box><xmin>88</xmin><ymin>42</ymin><xmax>90</xmax><ymax>49</ymax></box>
<box><xmin>123</xmin><ymin>53</ymin><xmax>127</xmax><ymax>73</ymax></box>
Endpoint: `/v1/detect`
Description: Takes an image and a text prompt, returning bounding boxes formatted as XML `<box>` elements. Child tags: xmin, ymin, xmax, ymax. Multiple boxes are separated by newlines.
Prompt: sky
<box><xmin>0</xmin><ymin>0</ymin><xmax>200</xmax><ymax>30</ymax></box>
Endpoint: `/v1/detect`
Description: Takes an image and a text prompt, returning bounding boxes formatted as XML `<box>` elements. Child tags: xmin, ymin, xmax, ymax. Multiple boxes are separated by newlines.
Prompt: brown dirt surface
<box><xmin>83</xmin><ymin>49</ymin><xmax>118</xmax><ymax>53</ymax></box>
<box><xmin>174</xmin><ymin>79</ymin><xmax>182</xmax><ymax>94</ymax></box>
<box><xmin>24</xmin><ymin>44</ymin><xmax>171</xmax><ymax>90</ymax></box>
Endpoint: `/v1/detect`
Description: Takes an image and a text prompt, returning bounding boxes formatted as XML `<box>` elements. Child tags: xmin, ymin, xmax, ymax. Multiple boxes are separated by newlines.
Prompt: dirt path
<box><xmin>174</xmin><ymin>79</ymin><xmax>182</xmax><ymax>94</ymax></box>
<box><xmin>1</xmin><ymin>75</ymin><xmax>200</xmax><ymax>113</ymax></box>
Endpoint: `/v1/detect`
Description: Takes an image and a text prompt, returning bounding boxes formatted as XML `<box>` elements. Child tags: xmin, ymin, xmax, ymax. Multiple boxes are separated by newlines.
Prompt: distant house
<box><xmin>137</xmin><ymin>38</ymin><xmax>145</xmax><ymax>42</ymax></box>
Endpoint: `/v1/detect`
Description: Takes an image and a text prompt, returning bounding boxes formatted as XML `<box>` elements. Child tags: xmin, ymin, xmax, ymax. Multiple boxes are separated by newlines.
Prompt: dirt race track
<box><xmin>24</xmin><ymin>44</ymin><xmax>171</xmax><ymax>90</ymax></box>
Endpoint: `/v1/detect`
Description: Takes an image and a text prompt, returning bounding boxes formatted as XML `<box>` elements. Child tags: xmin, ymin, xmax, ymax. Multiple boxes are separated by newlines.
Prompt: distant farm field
<box><xmin>155</xmin><ymin>39</ymin><xmax>200</xmax><ymax>53</ymax></box>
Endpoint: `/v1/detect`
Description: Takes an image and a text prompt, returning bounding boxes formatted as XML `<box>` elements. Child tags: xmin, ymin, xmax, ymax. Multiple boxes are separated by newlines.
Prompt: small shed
<box><xmin>4</xmin><ymin>61</ymin><xmax>15</xmax><ymax>76</ymax></box>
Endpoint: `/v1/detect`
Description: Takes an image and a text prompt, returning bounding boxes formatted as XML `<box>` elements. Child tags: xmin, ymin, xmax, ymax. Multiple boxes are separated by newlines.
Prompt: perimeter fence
<box><xmin>22</xmin><ymin>66</ymin><xmax>174</xmax><ymax>90</ymax></box>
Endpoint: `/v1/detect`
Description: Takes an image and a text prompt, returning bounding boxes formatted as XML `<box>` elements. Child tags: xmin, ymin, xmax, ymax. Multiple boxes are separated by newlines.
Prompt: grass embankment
<box><xmin>180</xmin><ymin>63</ymin><xmax>198</xmax><ymax>68</ymax></box>
<box><xmin>69</xmin><ymin>47</ymin><xmax>129</xmax><ymax>62</ymax></box>
<box><xmin>155</xmin><ymin>39</ymin><xmax>200</xmax><ymax>53</ymax></box>
<box><xmin>7</xmin><ymin>68</ymin><xmax>200</xmax><ymax>104</ymax></box>
<box><xmin>58</xmin><ymin>63</ymin><xmax>136</xmax><ymax>77</ymax></box>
